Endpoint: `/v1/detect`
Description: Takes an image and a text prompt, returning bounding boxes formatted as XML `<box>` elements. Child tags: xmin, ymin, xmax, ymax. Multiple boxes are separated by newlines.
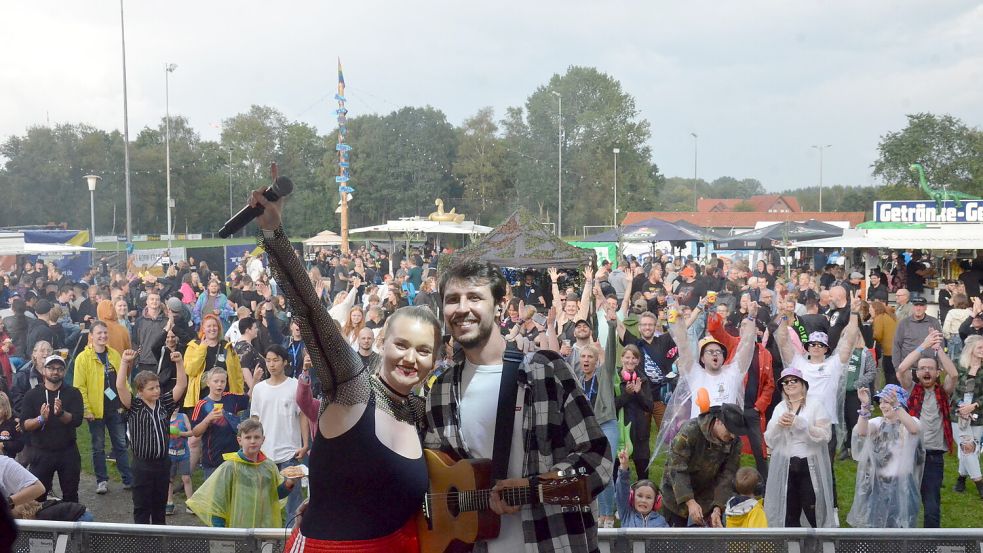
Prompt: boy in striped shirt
<box><xmin>117</xmin><ymin>347</ymin><xmax>188</xmax><ymax>525</ymax></box>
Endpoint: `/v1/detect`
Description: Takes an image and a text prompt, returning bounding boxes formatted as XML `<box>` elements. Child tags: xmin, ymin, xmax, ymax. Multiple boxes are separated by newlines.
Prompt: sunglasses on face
<box><xmin>782</xmin><ymin>378</ymin><xmax>802</xmax><ymax>386</ymax></box>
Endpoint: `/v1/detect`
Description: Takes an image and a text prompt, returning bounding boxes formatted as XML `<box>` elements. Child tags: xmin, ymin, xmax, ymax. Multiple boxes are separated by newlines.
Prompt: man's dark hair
<box><xmin>265</xmin><ymin>344</ymin><xmax>289</xmax><ymax>360</ymax></box>
<box><xmin>238</xmin><ymin>316</ymin><xmax>257</xmax><ymax>334</ymax></box>
<box><xmin>439</xmin><ymin>261</ymin><xmax>507</xmax><ymax>304</ymax></box>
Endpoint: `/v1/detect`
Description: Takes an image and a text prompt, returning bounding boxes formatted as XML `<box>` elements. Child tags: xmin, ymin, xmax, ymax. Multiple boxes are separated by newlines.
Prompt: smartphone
<box><xmin>532</xmin><ymin>313</ymin><xmax>548</xmax><ymax>326</ymax></box>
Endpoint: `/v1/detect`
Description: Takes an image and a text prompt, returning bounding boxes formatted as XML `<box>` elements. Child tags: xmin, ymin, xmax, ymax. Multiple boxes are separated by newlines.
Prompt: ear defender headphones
<box><xmin>621</xmin><ymin>369</ymin><xmax>639</xmax><ymax>383</ymax></box>
<box><xmin>628</xmin><ymin>479</ymin><xmax>658</xmax><ymax>510</ymax></box>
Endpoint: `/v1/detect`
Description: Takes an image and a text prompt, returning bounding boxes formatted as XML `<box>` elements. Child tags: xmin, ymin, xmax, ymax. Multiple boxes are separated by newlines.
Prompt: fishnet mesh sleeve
<box><xmin>259</xmin><ymin>226</ymin><xmax>369</xmax><ymax>405</ymax></box>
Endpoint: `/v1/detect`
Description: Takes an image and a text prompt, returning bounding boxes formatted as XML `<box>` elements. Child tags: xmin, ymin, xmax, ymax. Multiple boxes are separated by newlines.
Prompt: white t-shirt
<box><xmin>459</xmin><ymin>361</ymin><xmax>526</xmax><ymax>553</ymax></box>
<box><xmin>686</xmin><ymin>362</ymin><xmax>745</xmax><ymax>418</ymax></box>
<box><xmin>0</xmin><ymin>455</ymin><xmax>39</xmax><ymax>498</ymax></box>
<box><xmin>250</xmin><ymin>377</ymin><xmax>303</xmax><ymax>463</ymax></box>
<box><xmin>793</xmin><ymin>355</ymin><xmax>845</xmax><ymax>421</ymax></box>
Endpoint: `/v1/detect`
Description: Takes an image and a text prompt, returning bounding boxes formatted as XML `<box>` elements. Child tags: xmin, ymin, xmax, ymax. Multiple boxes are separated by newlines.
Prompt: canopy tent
<box><xmin>714</xmin><ymin>219</ymin><xmax>843</xmax><ymax>250</ymax></box>
<box><xmin>671</xmin><ymin>219</ymin><xmax>726</xmax><ymax>241</ymax></box>
<box><xmin>302</xmin><ymin>230</ymin><xmax>343</xmax><ymax>247</ymax></box>
<box><xmin>440</xmin><ymin>208</ymin><xmax>593</xmax><ymax>269</ymax></box>
<box><xmin>0</xmin><ymin>232</ymin><xmax>96</xmax><ymax>256</ymax></box>
<box><xmin>791</xmin><ymin>229</ymin><xmax>890</xmax><ymax>249</ymax></box>
<box><xmin>584</xmin><ymin>217</ymin><xmax>703</xmax><ymax>243</ymax></box>
<box><xmin>794</xmin><ymin>224</ymin><xmax>983</xmax><ymax>251</ymax></box>
<box><xmin>349</xmin><ymin>218</ymin><xmax>492</xmax><ymax>236</ymax></box>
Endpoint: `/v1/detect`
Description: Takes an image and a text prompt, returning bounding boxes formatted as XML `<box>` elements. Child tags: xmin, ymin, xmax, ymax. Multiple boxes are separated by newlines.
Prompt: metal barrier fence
<box><xmin>13</xmin><ymin>521</ymin><xmax>983</xmax><ymax>553</ymax></box>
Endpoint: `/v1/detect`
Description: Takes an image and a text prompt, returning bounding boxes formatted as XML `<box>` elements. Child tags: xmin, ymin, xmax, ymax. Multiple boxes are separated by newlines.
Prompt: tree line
<box><xmin>2</xmin><ymin>64</ymin><xmax>980</xmax><ymax>238</ymax></box>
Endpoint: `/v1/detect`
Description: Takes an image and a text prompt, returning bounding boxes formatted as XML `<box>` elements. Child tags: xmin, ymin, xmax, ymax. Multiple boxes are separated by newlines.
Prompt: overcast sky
<box><xmin>2</xmin><ymin>1</ymin><xmax>981</xmax><ymax>193</ymax></box>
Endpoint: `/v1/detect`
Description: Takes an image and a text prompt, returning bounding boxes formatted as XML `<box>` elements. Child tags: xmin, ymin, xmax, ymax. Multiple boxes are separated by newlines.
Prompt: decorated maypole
<box><xmin>335</xmin><ymin>58</ymin><xmax>353</xmax><ymax>253</ymax></box>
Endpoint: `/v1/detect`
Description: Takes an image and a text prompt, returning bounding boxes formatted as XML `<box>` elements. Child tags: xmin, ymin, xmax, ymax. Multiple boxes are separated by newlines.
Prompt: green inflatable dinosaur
<box><xmin>911</xmin><ymin>162</ymin><xmax>980</xmax><ymax>213</ymax></box>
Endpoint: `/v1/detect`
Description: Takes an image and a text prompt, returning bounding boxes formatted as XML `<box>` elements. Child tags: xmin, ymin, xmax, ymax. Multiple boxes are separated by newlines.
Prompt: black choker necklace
<box><xmin>376</xmin><ymin>374</ymin><xmax>409</xmax><ymax>399</ymax></box>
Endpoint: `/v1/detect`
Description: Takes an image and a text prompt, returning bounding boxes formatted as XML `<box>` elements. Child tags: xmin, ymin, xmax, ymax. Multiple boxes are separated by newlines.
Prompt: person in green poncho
<box><xmin>187</xmin><ymin>418</ymin><xmax>300</xmax><ymax>528</ymax></box>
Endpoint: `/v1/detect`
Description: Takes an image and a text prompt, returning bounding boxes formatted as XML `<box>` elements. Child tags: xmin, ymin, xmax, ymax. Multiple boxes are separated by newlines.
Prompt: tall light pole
<box><xmin>84</xmin><ymin>175</ymin><xmax>101</xmax><ymax>245</ymax></box>
<box><xmin>811</xmin><ymin>144</ymin><xmax>832</xmax><ymax>212</ymax></box>
<box><xmin>551</xmin><ymin>90</ymin><xmax>563</xmax><ymax>237</ymax></box>
<box><xmin>223</xmin><ymin>148</ymin><xmax>234</xmax><ymax>219</ymax></box>
<box><xmin>164</xmin><ymin>63</ymin><xmax>177</xmax><ymax>248</ymax></box>
<box><xmin>691</xmin><ymin>132</ymin><xmax>698</xmax><ymax>210</ymax></box>
<box><xmin>119</xmin><ymin>0</ymin><xmax>133</xmax><ymax>242</ymax></box>
<box><xmin>612</xmin><ymin>148</ymin><xmax>620</xmax><ymax>226</ymax></box>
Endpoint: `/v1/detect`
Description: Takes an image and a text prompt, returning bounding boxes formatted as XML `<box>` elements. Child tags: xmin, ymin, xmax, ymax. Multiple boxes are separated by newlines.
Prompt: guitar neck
<box><xmin>454</xmin><ymin>485</ymin><xmax>534</xmax><ymax>513</ymax></box>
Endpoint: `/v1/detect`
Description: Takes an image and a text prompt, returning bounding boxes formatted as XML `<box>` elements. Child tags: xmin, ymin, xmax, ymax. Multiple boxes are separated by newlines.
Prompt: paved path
<box><xmin>51</xmin><ymin>469</ymin><xmax>203</xmax><ymax>526</ymax></box>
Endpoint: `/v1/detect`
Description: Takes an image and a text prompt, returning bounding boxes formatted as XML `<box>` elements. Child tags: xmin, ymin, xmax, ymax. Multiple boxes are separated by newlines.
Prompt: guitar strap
<box><xmin>492</xmin><ymin>348</ymin><xmax>525</xmax><ymax>481</ymax></box>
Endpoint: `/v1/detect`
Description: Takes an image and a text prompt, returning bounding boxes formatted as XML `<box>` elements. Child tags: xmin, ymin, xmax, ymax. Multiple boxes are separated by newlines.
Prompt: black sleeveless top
<box><xmin>299</xmin><ymin>393</ymin><xmax>429</xmax><ymax>540</ymax></box>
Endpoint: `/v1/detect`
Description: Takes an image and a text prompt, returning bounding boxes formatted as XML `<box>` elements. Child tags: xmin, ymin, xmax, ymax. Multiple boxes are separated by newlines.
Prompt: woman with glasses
<box><xmin>763</xmin><ymin>367</ymin><xmax>836</xmax><ymax>527</ymax></box>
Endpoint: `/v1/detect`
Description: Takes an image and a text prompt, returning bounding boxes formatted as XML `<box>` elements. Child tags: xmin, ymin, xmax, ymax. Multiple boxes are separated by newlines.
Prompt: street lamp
<box><xmin>811</xmin><ymin>144</ymin><xmax>832</xmax><ymax>212</ymax></box>
<box><xmin>119</xmin><ymin>0</ymin><xmax>133</xmax><ymax>242</ymax></box>
<box><xmin>612</xmin><ymin>148</ymin><xmax>620</xmax><ymax>226</ymax></box>
<box><xmin>84</xmin><ymin>175</ymin><xmax>101</xmax><ymax>244</ymax></box>
<box><xmin>221</xmin><ymin>147</ymin><xmax>234</xmax><ymax>219</ymax></box>
<box><xmin>691</xmin><ymin>132</ymin><xmax>698</xmax><ymax>210</ymax></box>
<box><xmin>550</xmin><ymin>90</ymin><xmax>562</xmax><ymax>237</ymax></box>
<box><xmin>165</xmin><ymin>63</ymin><xmax>177</xmax><ymax>248</ymax></box>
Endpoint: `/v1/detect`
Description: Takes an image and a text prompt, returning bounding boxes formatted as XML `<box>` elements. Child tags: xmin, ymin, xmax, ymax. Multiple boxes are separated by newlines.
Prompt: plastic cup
<box><xmin>706</xmin><ymin>291</ymin><xmax>717</xmax><ymax>304</ymax></box>
<box><xmin>213</xmin><ymin>403</ymin><xmax>223</xmax><ymax>412</ymax></box>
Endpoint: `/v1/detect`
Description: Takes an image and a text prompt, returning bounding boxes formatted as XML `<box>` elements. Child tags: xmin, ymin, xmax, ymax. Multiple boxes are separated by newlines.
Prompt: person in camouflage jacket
<box><xmin>660</xmin><ymin>403</ymin><xmax>747</xmax><ymax>527</ymax></box>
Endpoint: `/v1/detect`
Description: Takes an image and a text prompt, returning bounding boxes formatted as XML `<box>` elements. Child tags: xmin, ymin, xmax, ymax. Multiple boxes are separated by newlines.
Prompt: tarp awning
<box><xmin>349</xmin><ymin>218</ymin><xmax>492</xmax><ymax>235</ymax></box>
<box><xmin>0</xmin><ymin>232</ymin><xmax>96</xmax><ymax>256</ymax></box>
<box><xmin>585</xmin><ymin>217</ymin><xmax>702</xmax><ymax>243</ymax></box>
<box><xmin>441</xmin><ymin>209</ymin><xmax>593</xmax><ymax>269</ymax></box>
<box><xmin>715</xmin><ymin>220</ymin><xmax>843</xmax><ymax>250</ymax></box>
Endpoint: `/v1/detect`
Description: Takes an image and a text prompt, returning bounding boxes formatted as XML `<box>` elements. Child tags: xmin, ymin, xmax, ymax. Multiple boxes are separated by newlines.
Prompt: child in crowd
<box><xmin>725</xmin><ymin>467</ymin><xmax>768</xmax><ymax>528</ymax></box>
<box><xmin>165</xmin><ymin>409</ymin><xmax>194</xmax><ymax>515</ymax></box>
<box><xmin>117</xmin><ymin>348</ymin><xmax>188</xmax><ymax>525</ymax></box>
<box><xmin>186</xmin><ymin>418</ymin><xmax>299</xmax><ymax>528</ymax></box>
<box><xmin>615</xmin><ymin>448</ymin><xmax>668</xmax><ymax>527</ymax></box>
<box><xmin>191</xmin><ymin>368</ymin><xmax>250</xmax><ymax>479</ymax></box>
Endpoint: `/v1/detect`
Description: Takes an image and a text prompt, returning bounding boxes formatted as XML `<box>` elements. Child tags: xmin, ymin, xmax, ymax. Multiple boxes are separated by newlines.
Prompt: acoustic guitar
<box><xmin>417</xmin><ymin>449</ymin><xmax>592</xmax><ymax>553</ymax></box>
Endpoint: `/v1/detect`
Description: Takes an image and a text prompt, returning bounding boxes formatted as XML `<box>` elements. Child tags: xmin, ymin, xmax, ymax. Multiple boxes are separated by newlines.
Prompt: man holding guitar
<box><xmin>426</xmin><ymin>261</ymin><xmax>613</xmax><ymax>553</ymax></box>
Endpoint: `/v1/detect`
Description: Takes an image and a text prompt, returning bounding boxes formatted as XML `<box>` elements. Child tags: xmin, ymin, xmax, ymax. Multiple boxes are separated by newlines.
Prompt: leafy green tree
<box><xmin>502</xmin><ymin>66</ymin><xmax>661</xmax><ymax>234</ymax></box>
<box><xmin>453</xmin><ymin>107</ymin><xmax>514</xmax><ymax>225</ymax></box>
<box><xmin>872</xmin><ymin>113</ymin><xmax>982</xmax><ymax>194</ymax></box>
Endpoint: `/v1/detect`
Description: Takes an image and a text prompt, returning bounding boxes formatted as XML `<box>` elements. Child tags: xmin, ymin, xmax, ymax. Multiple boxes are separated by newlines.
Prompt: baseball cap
<box><xmin>911</xmin><ymin>296</ymin><xmax>928</xmax><ymax>306</ymax></box>
<box><xmin>573</xmin><ymin>318</ymin><xmax>591</xmax><ymax>328</ymax></box>
<box><xmin>43</xmin><ymin>354</ymin><xmax>66</xmax><ymax>368</ymax></box>
<box><xmin>849</xmin><ymin>272</ymin><xmax>863</xmax><ymax>280</ymax></box>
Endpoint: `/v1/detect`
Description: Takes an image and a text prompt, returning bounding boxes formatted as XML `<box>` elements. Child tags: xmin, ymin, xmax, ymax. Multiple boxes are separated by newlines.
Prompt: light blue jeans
<box><xmin>598</xmin><ymin>419</ymin><xmax>620</xmax><ymax>517</ymax></box>
<box><xmin>89</xmin><ymin>410</ymin><xmax>132</xmax><ymax>486</ymax></box>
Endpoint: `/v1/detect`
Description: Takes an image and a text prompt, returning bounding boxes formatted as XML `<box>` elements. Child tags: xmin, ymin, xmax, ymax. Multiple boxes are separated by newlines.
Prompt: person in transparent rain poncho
<box><xmin>951</xmin><ymin>335</ymin><xmax>983</xmax><ymax>497</ymax></box>
<box><xmin>763</xmin><ymin>367</ymin><xmax>837</xmax><ymax>528</ymax></box>
<box><xmin>847</xmin><ymin>384</ymin><xmax>924</xmax><ymax>528</ymax></box>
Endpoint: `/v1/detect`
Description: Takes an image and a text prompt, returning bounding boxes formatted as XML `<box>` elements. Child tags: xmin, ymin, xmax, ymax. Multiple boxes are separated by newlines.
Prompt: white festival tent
<box><xmin>349</xmin><ymin>217</ymin><xmax>493</xmax><ymax>276</ymax></box>
<box><xmin>0</xmin><ymin>232</ymin><xmax>96</xmax><ymax>256</ymax></box>
<box><xmin>303</xmin><ymin>230</ymin><xmax>344</xmax><ymax>247</ymax></box>
<box><xmin>793</xmin><ymin>224</ymin><xmax>983</xmax><ymax>251</ymax></box>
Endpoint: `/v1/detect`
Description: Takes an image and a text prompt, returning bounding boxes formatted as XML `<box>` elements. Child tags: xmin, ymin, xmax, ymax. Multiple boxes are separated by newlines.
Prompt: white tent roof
<box><xmin>349</xmin><ymin>217</ymin><xmax>493</xmax><ymax>235</ymax></box>
<box><xmin>303</xmin><ymin>230</ymin><xmax>343</xmax><ymax>246</ymax></box>
<box><xmin>0</xmin><ymin>232</ymin><xmax>96</xmax><ymax>256</ymax></box>
<box><xmin>793</xmin><ymin>225</ymin><xmax>983</xmax><ymax>250</ymax></box>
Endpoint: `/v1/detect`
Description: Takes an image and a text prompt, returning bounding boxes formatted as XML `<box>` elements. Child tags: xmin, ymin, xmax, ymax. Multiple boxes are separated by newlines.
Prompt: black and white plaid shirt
<box><xmin>425</xmin><ymin>350</ymin><xmax>613</xmax><ymax>553</ymax></box>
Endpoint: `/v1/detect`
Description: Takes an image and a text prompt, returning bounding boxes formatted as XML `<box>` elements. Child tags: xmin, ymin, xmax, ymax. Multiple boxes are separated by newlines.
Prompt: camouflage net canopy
<box><xmin>440</xmin><ymin>208</ymin><xmax>593</xmax><ymax>270</ymax></box>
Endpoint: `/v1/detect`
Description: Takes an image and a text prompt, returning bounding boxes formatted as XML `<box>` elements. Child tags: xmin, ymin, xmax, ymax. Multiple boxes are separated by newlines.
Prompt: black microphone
<box><xmin>218</xmin><ymin>176</ymin><xmax>294</xmax><ymax>238</ymax></box>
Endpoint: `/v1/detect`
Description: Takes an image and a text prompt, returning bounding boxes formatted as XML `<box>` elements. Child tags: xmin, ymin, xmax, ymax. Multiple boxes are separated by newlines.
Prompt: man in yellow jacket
<box><xmin>74</xmin><ymin>320</ymin><xmax>133</xmax><ymax>494</ymax></box>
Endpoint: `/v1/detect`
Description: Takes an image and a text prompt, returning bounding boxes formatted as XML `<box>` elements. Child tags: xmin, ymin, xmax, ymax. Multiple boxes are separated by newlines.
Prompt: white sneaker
<box><xmin>96</xmin><ymin>481</ymin><xmax>109</xmax><ymax>494</ymax></box>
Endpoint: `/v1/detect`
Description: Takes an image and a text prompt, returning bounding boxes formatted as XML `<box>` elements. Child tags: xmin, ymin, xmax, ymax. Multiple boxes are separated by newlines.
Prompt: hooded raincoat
<box><xmin>186</xmin><ymin>451</ymin><xmax>285</xmax><ymax>528</ymax></box>
<box><xmin>763</xmin><ymin>399</ymin><xmax>836</xmax><ymax>527</ymax></box>
<box><xmin>847</xmin><ymin>416</ymin><xmax>925</xmax><ymax>528</ymax></box>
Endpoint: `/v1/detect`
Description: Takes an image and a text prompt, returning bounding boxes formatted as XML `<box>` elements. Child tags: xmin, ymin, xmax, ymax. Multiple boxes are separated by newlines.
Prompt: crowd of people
<box><xmin>2</xmin><ymin>203</ymin><xmax>983</xmax><ymax>549</ymax></box>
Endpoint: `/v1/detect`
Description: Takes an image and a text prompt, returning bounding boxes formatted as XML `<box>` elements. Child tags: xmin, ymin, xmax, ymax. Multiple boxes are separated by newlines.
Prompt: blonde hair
<box><xmin>960</xmin><ymin>335</ymin><xmax>983</xmax><ymax>369</ymax></box>
<box><xmin>0</xmin><ymin>391</ymin><xmax>12</xmax><ymax>421</ymax></box>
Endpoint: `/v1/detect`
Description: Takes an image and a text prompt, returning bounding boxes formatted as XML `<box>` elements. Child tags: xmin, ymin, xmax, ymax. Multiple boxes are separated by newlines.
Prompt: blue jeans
<box><xmin>598</xmin><ymin>419</ymin><xmax>619</xmax><ymax>517</ymax></box>
<box><xmin>921</xmin><ymin>451</ymin><xmax>944</xmax><ymax>528</ymax></box>
<box><xmin>277</xmin><ymin>457</ymin><xmax>306</xmax><ymax>527</ymax></box>
<box><xmin>89</xmin><ymin>410</ymin><xmax>132</xmax><ymax>485</ymax></box>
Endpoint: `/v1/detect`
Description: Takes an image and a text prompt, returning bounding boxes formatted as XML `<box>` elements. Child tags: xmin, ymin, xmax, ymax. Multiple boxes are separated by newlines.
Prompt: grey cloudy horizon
<box><xmin>2</xmin><ymin>0</ymin><xmax>981</xmax><ymax>194</ymax></box>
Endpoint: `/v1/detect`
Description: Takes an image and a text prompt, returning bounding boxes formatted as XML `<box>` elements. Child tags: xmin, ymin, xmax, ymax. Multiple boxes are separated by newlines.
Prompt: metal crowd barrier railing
<box><xmin>13</xmin><ymin>521</ymin><xmax>983</xmax><ymax>553</ymax></box>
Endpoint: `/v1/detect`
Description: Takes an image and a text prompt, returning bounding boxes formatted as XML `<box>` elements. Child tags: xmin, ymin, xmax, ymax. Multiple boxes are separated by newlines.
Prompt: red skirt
<box><xmin>283</xmin><ymin>518</ymin><xmax>419</xmax><ymax>553</ymax></box>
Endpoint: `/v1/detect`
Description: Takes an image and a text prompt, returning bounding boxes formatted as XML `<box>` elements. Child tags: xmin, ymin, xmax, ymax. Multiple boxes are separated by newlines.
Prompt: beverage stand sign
<box><xmin>874</xmin><ymin>200</ymin><xmax>983</xmax><ymax>224</ymax></box>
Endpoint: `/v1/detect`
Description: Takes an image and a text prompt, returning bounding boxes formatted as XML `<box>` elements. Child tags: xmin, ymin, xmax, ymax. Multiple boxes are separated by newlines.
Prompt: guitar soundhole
<box><xmin>448</xmin><ymin>486</ymin><xmax>460</xmax><ymax>517</ymax></box>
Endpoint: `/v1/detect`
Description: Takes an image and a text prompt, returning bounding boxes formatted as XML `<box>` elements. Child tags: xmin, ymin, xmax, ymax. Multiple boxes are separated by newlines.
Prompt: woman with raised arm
<box><xmin>250</xmin><ymin>189</ymin><xmax>440</xmax><ymax>553</ymax></box>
